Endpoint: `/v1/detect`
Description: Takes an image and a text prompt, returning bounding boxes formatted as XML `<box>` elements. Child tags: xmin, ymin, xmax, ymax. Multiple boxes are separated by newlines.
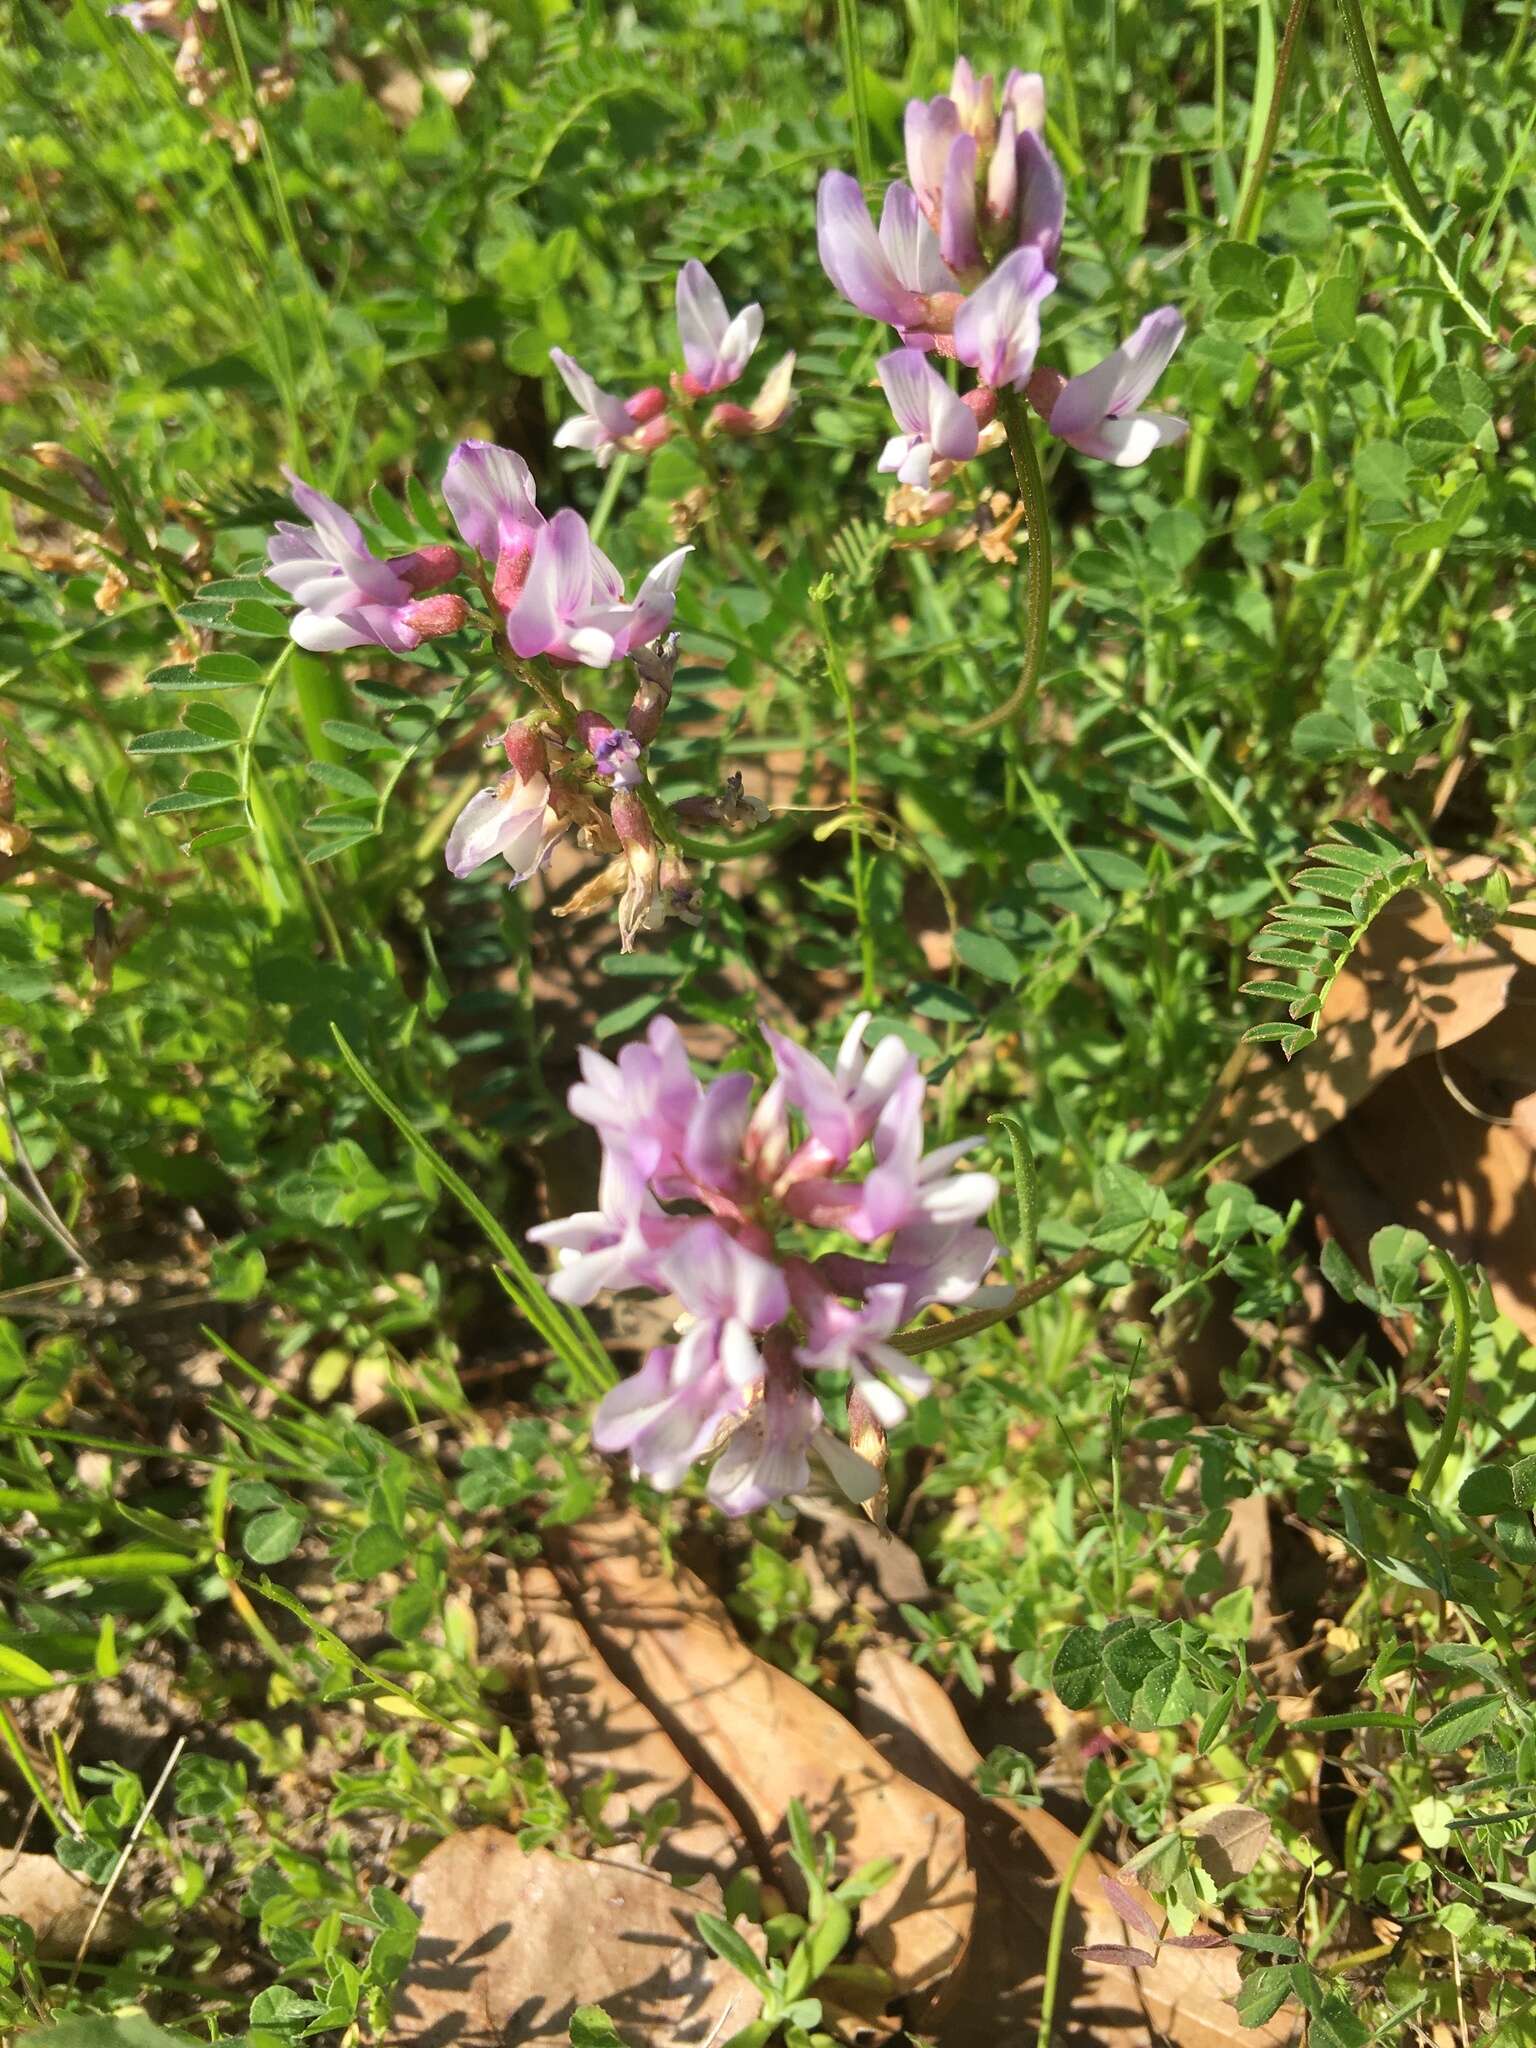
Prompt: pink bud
<box><xmin>502</xmin><ymin>721</ymin><xmax>548</xmax><ymax>780</ymax></box>
<box><xmin>1025</xmin><ymin>365</ymin><xmax>1067</xmax><ymax>424</ymax></box>
<box><xmin>609</xmin><ymin>788</ymin><xmax>655</xmax><ymax>852</ymax></box>
<box><xmin>493</xmin><ymin>541</ymin><xmax>533</xmax><ymax>612</ymax></box>
<box><xmin>625</xmin><ymin>385</ymin><xmax>668</xmax><ymax>425</ymax></box>
<box><xmin>676</xmin><ymin>370</ymin><xmax>711</xmax><ymax>401</ymax></box>
<box><xmin>633</xmin><ymin>415</ymin><xmax>675</xmax><ymax>452</ymax></box>
<box><xmin>392</xmin><ymin>542</ymin><xmax>462</xmax><ymax>592</ymax></box>
<box><xmin>962</xmin><ymin>386</ymin><xmax>998</xmax><ymax>427</ymax></box>
<box><xmin>403</xmin><ymin>592</ymin><xmax>469</xmax><ymax>640</ymax></box>
<box><xmin>628</xmin><ymin>678</ymin><xmax>670</xmax><ymax>747</ymax></box>
<box><xmin>704</xmin><ymin>401</ymin><xmax>755</xmax><ymax>439</ymax></box>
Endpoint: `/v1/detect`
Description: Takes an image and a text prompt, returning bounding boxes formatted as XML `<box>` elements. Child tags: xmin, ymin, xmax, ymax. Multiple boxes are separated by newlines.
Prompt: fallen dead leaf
<box><xmin>1226</xmin><ymin>863</ymin><xmax>1536</xmax><ymax>1342</ymax></box>
<box><xmin>854</xmin><ymin>1644</ymin><xmax>1299</xmax><ymax>2048</ymax></box>
<box><xmin>1181</xmin><ymin>1805</ymin><xmax>1273</xmax><ymax>1887</ymax></box>
<box><xmin>547</xmin><ymin>1510</ymin><xmax>976</xmax><ymax>1997</ymax></box>
<box><xmin>517</xmin><ymin>1561</ymin><xmax>742</xmax><ymax>1886</ymax></box>
<box><xmin>394</xmin><ymin>1831</ymin><xmax>760</xmax><ymax>2047</ymax></box>
<box><xmin>0</xmin><ymin>1852</ymin><xmax>130</xmax><ymax>1956</ymax></box>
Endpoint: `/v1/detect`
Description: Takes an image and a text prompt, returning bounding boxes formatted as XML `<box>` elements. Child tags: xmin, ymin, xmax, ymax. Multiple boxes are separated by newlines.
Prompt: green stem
<box><xmin>814</xmin><ymin>593</ymin><xmax>876</xmax><ymax>1004</ymax></box>
<box><xmin>957</xmin><ymin>389</ymin><xmax>1052</xmax><ymax>739</ymax></box>
<box><xmin>835</xmin><ymin>0</ymin><xmax>874</xmax><ymax>187</ymax></box>
<box><xmin>1415</xmin><ymin>1248</ymin><xmax>1474</xmax><ymax>1497</ymax></box>
<box><xmin>1335</xmin><ymin>0</ymin><xmax>1495</xmax><ymax>334</ymax></box>
<box><xmin>0</xmin><ymin>1703</ymin><xmax>75</xmax><ymax>1841</ymax></box>
<box><xmin>1335</xmin><ymin>0</ymin><xmax>1437</xmax><ymax>239</ymax></box>
<box><xmin>1036</xmin><ymin>1794</ymin><xmax>1112</xmax><ymax>2048</ymax></box>
<box><xmin>888</xmin><ymin>1245</ymin><xmax>1098</xmax><ymax>1358</ymax></box>
<box><xmin>1231</xmin><ymin>0</ymin><xmax>1312</xmax><ymax>242</ymax></box>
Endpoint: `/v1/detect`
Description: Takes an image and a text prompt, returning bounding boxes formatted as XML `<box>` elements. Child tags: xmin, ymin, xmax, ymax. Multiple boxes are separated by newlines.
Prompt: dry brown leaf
<box><xmin>394</xmin><ymin>1831</ymin><xmax>760</xmax><ymax>2047</ymax></box>
<box><xmin>854</xmin><ymin>1645</ymin><xmax>1299</xmax><ymax>2048</ymax></box>
<box><xmin>0</xmin><ymin>1852</ymin><xmax>130</xmax><ymax>1956</ymax></box>
<box><xmin>547</xmin><ymin>1511</ymin><xmax>976</xmax><ymax>1997</ymax></box>
<box><xmin>1180</xmin><ymin>1805</ymin><xmax>1273</xmax><ymax>1886</ymax></box>
<box><xmin>518</xmin><ymin>1561</ymin><xmax>742</xmax><ymax>1885</ymax></box>
<box><xmin>1227</xmin><ymin>872</ymin><xmax>1536</xmax><ymax>1181</ymax></box>
<box><xmin>1329</xmin><ymin>1050</ymin><xmax>1536</xmax><ymax>1341</ymax></box>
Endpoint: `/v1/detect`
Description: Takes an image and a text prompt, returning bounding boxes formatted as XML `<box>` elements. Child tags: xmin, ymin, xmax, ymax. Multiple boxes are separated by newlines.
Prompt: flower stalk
<box><xmin>956</xmin><ymin>385</ymin><xmax>1053</xmax><ymax>739</ymax></box>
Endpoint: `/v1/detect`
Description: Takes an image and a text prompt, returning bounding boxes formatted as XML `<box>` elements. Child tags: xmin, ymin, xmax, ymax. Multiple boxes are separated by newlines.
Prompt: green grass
<box><xmin>4</xmin><ymin>0</ymin><xmax>1536</xmax><ymax>2042</ymax></box>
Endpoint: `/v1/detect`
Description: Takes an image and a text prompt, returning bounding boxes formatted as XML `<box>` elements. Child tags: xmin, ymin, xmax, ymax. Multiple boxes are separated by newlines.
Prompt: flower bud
<box><xmin>391</xmin><ymin>541</ymin><xmax>462</xmax><ymax>592</ymax></box>
<box><xmin>609</xmin><ymin>787</ymin><xmax>655</xmax><ymax>854</ymax></box>
<box><xmin>403</xmin><ymin>592</ymin><xmax>469</xmax><ymax>641</ymax></box>
<box><xmin>632</xmin><ymin>415</ymin><xmax>675</xmax><ymax>452</ymax></box>
<box><xmin>962</xmin><ymin>385</ymin><xmax>999</xmax><ymax>428</ymax></box>
<box><xmin>501</xmin><ymin>721</ymin><xmax>548</xmax><ymax>781</ymax></box>
<box><xmin>704</xmin><ymin>402</ymin><xmax>755</xmax><ymax>440</ymax></box>
<box><xmin>624</xmin><ymin>386</ymin><xmax>668</xmax><ymax>425</ymax></box>
<box><xmin>1025</xmin><ymin>365</ymin><xmax>1067</xmax><ymax>426</ymax></box>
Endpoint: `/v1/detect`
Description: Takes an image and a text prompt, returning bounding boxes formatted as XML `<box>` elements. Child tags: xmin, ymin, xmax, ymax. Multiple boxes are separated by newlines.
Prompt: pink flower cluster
<box><xmin>551</xmin><ymin>259</ymin><xmax>796</xmax><ymax>467</ymax></box>
<box><xmin>817</xmin><ymin>57</ymin><xmax>1187</xmax><ymax>482</ymax></box>
<box><xmin>529</xmin><ymin>1014</ymin><xmax>1001</xmax><ymax>1515</ymax></box>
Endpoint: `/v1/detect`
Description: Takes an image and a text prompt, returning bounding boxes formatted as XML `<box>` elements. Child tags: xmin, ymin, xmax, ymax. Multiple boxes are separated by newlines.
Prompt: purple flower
<box><xmin>816</xmin><ymin>173</ymin><xmax>960</xmax><ymax>336</ymax></box>
<box><xmin>568</xmin><ymin>1014</ymin><xmax>703</xmax><ymax>1185</ymax></box>
<box><xmin>526</xmin><ymin>1152</ymin><xmax>683</xmax><ymax>1303</ymax></box>
<box><xmin>706</xmin><ymin>1371</ymin><xmax>821</xmax><ymax>1515</ymax></box>
<box><xmin>444</xmin><ymin>767</ymin><xmax>563</xmax><ymax>885</ymax></box>
<box><xmin>266</xmin><ymin>473</ymin><xmax>461</xmax><ymax>655</ymax></box>
<box><xmin>949</xmin><ymin>57</ymin><xmax>996</xmax><ymax>141</ymax></box>
<box><xmin>1029</xmin><ymin>307</ymin><xmax>1188</xmax><ymax>466</ymax></box>
<box><xmin>1014</xmin><ymin>128</ymin><xmax>1065</xmax><ymax>268</ymax></box>
<box><xmin>576</xmin><ymin>713</ymin><xmax>644</xmax><ymax>790</ymax></box>
<box><xmin>707</xmin><ymin>1363</ymin><xmax>880</xmax><ymax>1518</ymax></box>
<box><xmin>676</xmin><ymin>260</ymin><xmax>764</xmax><ymax>396</ymax></box>
<box><xmin>550</xmin><ymin>351</ymin><xmax>672</xmax><ymax>468</ymax></box>
<box><xmin>792</xmin><ymin>1277</ymin><xmax>933</xmax><ymax>1427</ymax></box>
<box><xmin>503</xmin><ymin>508</ymin><xmax>690</xmax><ymax>669</ymax></box>
<box><xmin>904</xmin><ymin>95</ymin><xmax>962</xmax><ymax>225</ymax></box>
<box><xmin>762</xmin><ymin>1009</ymin><xmax>916</xmax><ymax>1175</ymax></box>
<box><xmin>534</xmin><ymin>1012</ymin><xmax>999</xmax><ymax>1517</ymax></box>
<box><xmin>952</xmin><ymin>246</ymin><xmax>1057</xmax><ymax>389</ymax></box>
<box><xmin>1002</xmin><ymin>68</ymin><xmax>1046</xmax><ymax>135</ymax></box>
<box><xmin>876</xmin><ymin>348</ymin><xmax>980</xmax><ymax>487</ymax></box>
<box><xmin>787</xmin><ymin>1069</ymin><xmax>997</xmax><ymax>1244</ymax></box>
<box><xmin>660</xmin><ymin>1218</ymin><xmax>789</xmax><ymax>1336</ymax></box>
<box><xmin>593</xmin><ymin>1343</ymin><xmax>748</xmax><ymax>1492</ymax></box>
<box><xmin>815</xmin><ymin>1220</ymin><xmax>1004</xmax><ymax>1323</ymax></box>
<box><xmin>442</xmin><ymin>440</ymin><xmax>544</xmax><ymax>577</ymax></box>
<box><xmin>705</xmin><ymin>353</ymin><xmax>797</xmax><ymax>439</ymax></box>
<box><xmin>938</xmin><ymin>132</ymin><xmax>984</xmax><ymax>278</ymax></box>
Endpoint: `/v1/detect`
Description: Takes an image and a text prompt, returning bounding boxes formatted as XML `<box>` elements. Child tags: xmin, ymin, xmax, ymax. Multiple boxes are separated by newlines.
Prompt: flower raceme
<box><xmin>548</xmin><ymin>258</ymin><xmax>795</xmax><ymax>462</ymax></box>
<box><xmin>265</xmin><ymin>472</ymin><xmax>468</xmax><ymax>655</ymax></box>
<box><xmin>529</xmin><ymin>1013</ymin><xmax>1002</xmax><ymax>1516</ymax></box>
<box><xmin>817</xmin><ymin>56</ymin><xmax>1187</xmax><ymax>482</ymax></box>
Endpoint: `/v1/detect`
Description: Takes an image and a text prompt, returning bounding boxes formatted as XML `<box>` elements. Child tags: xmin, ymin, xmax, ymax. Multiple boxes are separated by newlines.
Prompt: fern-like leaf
<box><xmin>1241</xmin><ymin>820</ymin><xmax>1430</xmax><ymax>1056</ymax></box>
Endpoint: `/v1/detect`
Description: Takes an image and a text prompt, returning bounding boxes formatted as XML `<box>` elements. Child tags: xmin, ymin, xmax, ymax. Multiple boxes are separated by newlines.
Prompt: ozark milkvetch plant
<box><xmin>527</xmin><ymin>1013</ymin><xmax>1002</xmax><ymax>1515</ymax></box>
<box><xmin>819</xmin><ymin>58</ymin><xmax>1188</xmax><ymax>480</ymax></box>
<box><xmin>259</xmin><ymin>258</ymin><xmax>792</xmax><ymax>952</ymax></box>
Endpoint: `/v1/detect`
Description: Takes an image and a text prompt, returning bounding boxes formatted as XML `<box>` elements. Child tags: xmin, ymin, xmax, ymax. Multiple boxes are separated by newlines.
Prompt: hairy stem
<box><xmin>957</xmin><ymin>388</ymin><xmax>1052</xmax><ymax>739</ymax></box>
<box><xmin>1415</xmin><ymin>1248</ymin><xmax>1474</xmax><ymax>1497</ymax></box>
<box><xmin>1232</xmin><ymin>0</ymin><xmax>1312</xmax><ymax>242</ymax></box>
